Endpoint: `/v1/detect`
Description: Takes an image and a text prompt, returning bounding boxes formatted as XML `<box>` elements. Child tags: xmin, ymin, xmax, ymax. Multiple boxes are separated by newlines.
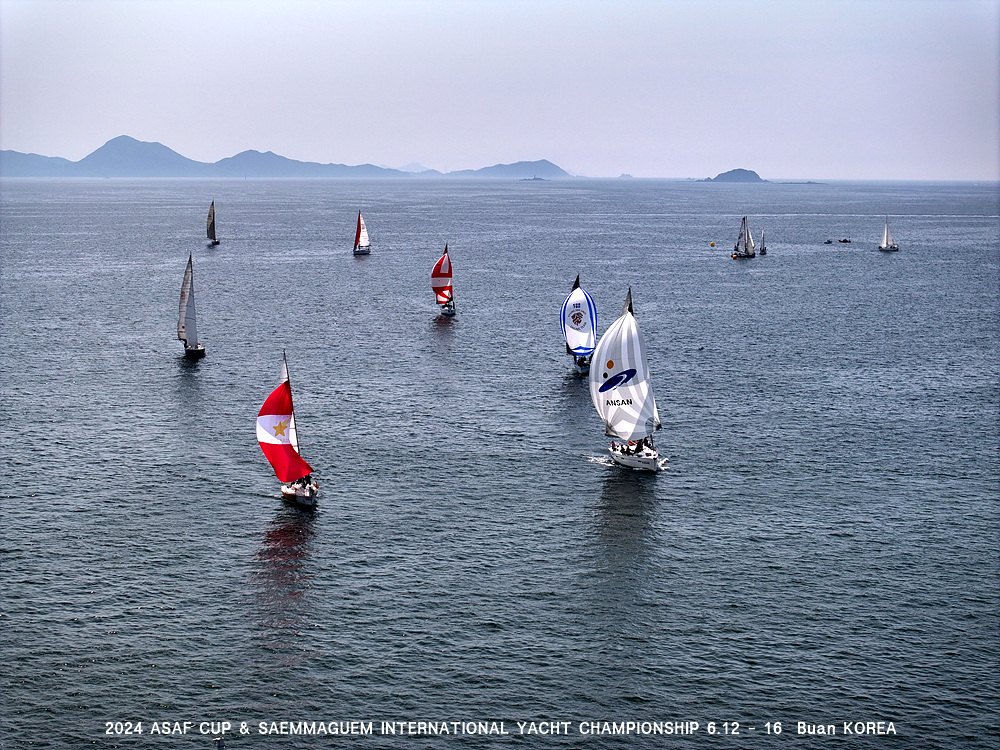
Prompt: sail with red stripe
<box><xmin>354</xmin><ymin>211</ymin><xmax>370</xmax><ymax>252</ymax></box>
<box><xmin>431</xmin><ymin>245</ymin><xmax>453</xmax><ymax>305</ymax></box>
<box><xmin>256</xmin><ymin>360</ymin><xmax>313</xmax><ymax>483</ymax></box>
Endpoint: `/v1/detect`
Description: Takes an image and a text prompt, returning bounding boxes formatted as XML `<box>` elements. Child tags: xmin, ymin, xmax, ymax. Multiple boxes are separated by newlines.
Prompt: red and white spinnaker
<box><xmin>256</xmin><ymin>357</ymin><xmax>313</xmax><ymax>484</ymax></box>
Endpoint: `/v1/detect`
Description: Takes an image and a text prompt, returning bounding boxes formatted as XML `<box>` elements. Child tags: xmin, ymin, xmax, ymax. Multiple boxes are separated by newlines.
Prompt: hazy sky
<box><xmin>1</xmin><ymin>0</ymin><xmax>998</xmax><ymax>179</ymax></box>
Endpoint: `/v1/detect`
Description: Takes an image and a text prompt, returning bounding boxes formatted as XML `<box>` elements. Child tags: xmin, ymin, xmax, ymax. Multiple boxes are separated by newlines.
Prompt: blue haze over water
<box><xmin>1</xmin><ymin>178</ymin><xmax>998</xmax><ymax>748</ymax></box>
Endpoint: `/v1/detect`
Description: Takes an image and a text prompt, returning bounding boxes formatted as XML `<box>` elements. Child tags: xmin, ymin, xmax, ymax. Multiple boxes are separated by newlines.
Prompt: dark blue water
<box><xmin>2</xmin><ymin>178</ymin><xmax>998</xmax><ymax>748</ymax></box>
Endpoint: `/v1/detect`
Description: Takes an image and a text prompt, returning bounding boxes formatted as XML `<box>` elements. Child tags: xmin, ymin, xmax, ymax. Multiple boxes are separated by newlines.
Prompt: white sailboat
<box><xmin>177</xmin><ymin>253</ymin><xmax>205</xmax><ymax>358</ymax></box>
<box><xmin>353</xmin><ymin>211</ymin><xmax>371</xmax><ymax>255</ymax></box>
<box><xmin>561</xmin><ymin>274</ymin><xmax>597</xmax><ymax>374</ymax></box>
<box><xmin>759</xmin><ymin>229</ymin><xmax>767</xmax><ymax>255</ymax></box>
<box><xmin>256</xmin><ymin>351</ymin><xmax>318</xmax><ymax>506</ymax></box>
<box><xmin>879</xmin><ymin>217</ymin><xmax>899</xmax><ymax>251</ymax></box>
<box><xmin>206</xmin><ymin>201</ymin><xmax>220</xmax><ymax>246</ymax></box>
<box><xmin>589</xmin><ymin>289</ymin><xmax>662</xmax><ymax>471</ymax></box>
<box><xmin>732</xmin><ymin>216</ymin><xmax>756</xmax><ymax>258</ymax></box>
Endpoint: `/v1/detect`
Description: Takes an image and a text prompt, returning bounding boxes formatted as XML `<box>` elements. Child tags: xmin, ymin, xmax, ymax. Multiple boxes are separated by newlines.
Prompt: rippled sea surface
<box><xmin>2</xmin><ymin>178</ymin><xmax>998</xmax><ymax>748</ymax></box>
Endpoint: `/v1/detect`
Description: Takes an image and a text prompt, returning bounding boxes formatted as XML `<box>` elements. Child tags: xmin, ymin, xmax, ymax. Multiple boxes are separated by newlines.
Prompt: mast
<box><xmin>280</xmin><ymin>349</ymin><xmax>300</xmax><ymax>456</ymax></box>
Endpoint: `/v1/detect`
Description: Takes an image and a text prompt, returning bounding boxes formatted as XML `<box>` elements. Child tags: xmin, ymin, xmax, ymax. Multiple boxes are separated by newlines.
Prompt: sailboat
<box><xmin>759</xmin><ymin>229</ymin><xmax>767</xmax><ymax>255</ymax></box>
<box><xmin>431</xmin><ymin>245</ymin><xmax>456</xmax><ymax>316</ymax></box>
<box><xmin>353</xmin><ymin>211</ymin><xmax>371</xmax><ymax>255</ymax></box>
<box><xmin>256</xmin><ymin>351</ymin><xmax>318</xmax><ymax>506</ymax></box>
<box><xmin>589</xmin><ymin>289</ymin><xmax>662</xmax><ymax>471</ymax></box>
<box><xmin>732</xmin><ymin>216</ymin><xmax>756</xmax><ymax>258</ymax></box>
<box><xmin>879</xmin><ymin>217</ymin><xmax>899</xmax><ymax>252</ymax></box>
<box><xmin>177</xmin><ymin>253</ymin><xmax>206</xmax><ymax>358</ymax></box>
<box><xmin>561</xmin><ymin>274</ymin><xmax>597</xmax><ymax>374</ymax></box>
<box><xmin>206</xmin><ymin>201</ymin><xmax>220</xmax><ymax>246</ymax></box>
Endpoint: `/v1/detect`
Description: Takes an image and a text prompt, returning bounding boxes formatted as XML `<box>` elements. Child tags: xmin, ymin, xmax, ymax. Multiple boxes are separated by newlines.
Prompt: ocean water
<box><xmin>1</xmin><ymin>178</ymin><xmax>998</xmax><ymax>748</ymax></box>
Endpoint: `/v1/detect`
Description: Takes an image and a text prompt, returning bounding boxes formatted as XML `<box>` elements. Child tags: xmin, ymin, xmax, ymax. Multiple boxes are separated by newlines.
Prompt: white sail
<box><xmin>880</xmin><ymin>218</ymin><xmax>896</xmax><ymax>249</ymax></box>
<box><xmin>279</xmin><ymin>352</ymin><xmax>300</xmax><ymax>453</ymax></box>
<box><xmin>733</xmin><ymin>216</ymin><xmax>755</xmax><ymax>256</ymax></box>
<box><xmin>177</xmin><ymin>254</ymin><xmax>199</xmax><ymax>346</ymax></box>
<box><xmin>589</xmin><ymin>290</ymin><xmax>661</xmax><ymax>442</ymax></box>
<box><xmin>561</xmin><ymin>281</ymin><xmax>597</xmax><ymax>356</ymax></box>
<box><xmin>357</xmin><ymin>213</ymin><xmax>370</xmax><ymax>249</ymax></box>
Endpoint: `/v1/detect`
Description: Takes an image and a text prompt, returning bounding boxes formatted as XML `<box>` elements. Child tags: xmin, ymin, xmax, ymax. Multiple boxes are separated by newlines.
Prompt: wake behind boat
<box><xmin>256</xmin><ymin>351</ymin><xmax>318</xmax><ymax>506</ymax></box>
<box><xmin>353</xmin><ymin>211</ymin><xmax>371</xmax><ymax>255</ymax></box>
<box><xmin>561</xmin><ymin>274</ymin><xmax>597</xmax><ymax>374</ymax></box>
<box><xmin>206</xmin><ymin>201</ymin><xmax>220</xmax><ymax>246</ymax></box>
<box><xmin>589</xmin><ymin>289</ymin><xmax>662</xmax><ymax>471</ymax></box>
<box><xmin>431</xmin><ymin>245</ymin><xmax>456</xmax><ymax>316</ymax></box>
<box><xmin>177</xmin><ymin>253</ymin><xmax>205</xmax><ymax>358</ymax></box>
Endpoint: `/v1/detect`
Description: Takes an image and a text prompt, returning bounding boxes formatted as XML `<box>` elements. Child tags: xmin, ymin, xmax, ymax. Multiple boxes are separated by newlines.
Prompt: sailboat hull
<box><xmin>609</xmin><ymin>444</ymin><xmax>660</xmax><ymax>472</ymax></box>
<box><xmin>353</xmin><ymin>247</ymin><xmax>371</xmax><ymax>256</ymax></box>
<box><xmin>184</xmin><ymin>344</ymin><xmax>206</xmax><ymax>359</ymax></box>
<box><xmin>281</xmin><ymin>482</ymin><xmax>318</xmax><ymax>506</ymax></box>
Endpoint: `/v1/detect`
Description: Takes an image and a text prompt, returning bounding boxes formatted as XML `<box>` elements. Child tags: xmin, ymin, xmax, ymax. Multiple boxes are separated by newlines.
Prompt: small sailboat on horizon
<box><xmin>589</xmin><ymin>289</ymin><xmax>662</xmax><ymax>472</ymax></box>
<box><xmin>879</xmin><ymin>217</ymin><xmax>899</xmax><ymax>252</ymax></box>
<box><xmin>431</xmin><ymin>245</ymin><xmax>456</xmax><ymax>316</ymax></box>
<box><xmin>561</xmin><ymin>274</ymin><xmax>597</xmax><ymax>374</ymax></box>
<box><xmin>353</xmin><ymin>211</ymin><xmax>371</xmax><ymax>255</ymax></box>
<box><xmin>732</xmin><ymin>216</ymin><xmax>756</xmax><ymax>259</ymax></box>
<box><xmin>177</xmin><ymin>253</ymin><xmax>205</xmax><ymax>358</ymax></box>
<box><xmin>256</xmin><ymin>351</ymin><xmax>318</xmax><ymax>506</ymax></box>
<box><xmin>206</xmin><ymin>201</ymin><xmax>220</xmax><ymax>246</ymax></box>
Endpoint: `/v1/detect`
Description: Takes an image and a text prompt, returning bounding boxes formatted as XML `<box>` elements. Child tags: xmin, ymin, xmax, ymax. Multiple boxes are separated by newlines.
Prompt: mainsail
<box><xmin>206</xmin><ymin>201</ymin><xmax>217</xmax><ymax>242</ymax></box>
<box><xmin>354</xmin><ymin>212</ymin><xmax>370</xmax><ymax>252</ymax></box>
<box><xmin>177</xmin><ymin>253</ymin><xmax>199</xmax><ymax>347</ymax></box>
<box><xmin>880</xmin><ymin>217</ymin><xmax>897</xmax><ymax>250</ymax></box>
<box><xmin>431</xmin><ymin>245</ymin><xmax>454</xmax><ymax>305</ymax></box>
<box><xmin>561</xmin><ymin>274</ymin><xmax>597</xmax><ymax>356</ymax></box>
<box><xmin>257</xmin><ymin>353</ymin><xmax>313</xmax><ymax>483</ymax></box>
<box><xmin>589</xmin><ymin>289</ymin><xmax>661</xmax><ymax>442</ymax></box>
<box><xmin>733</xmin><ymin>216</ymin><xmax>755</xmax><ymax>257</ymax></box>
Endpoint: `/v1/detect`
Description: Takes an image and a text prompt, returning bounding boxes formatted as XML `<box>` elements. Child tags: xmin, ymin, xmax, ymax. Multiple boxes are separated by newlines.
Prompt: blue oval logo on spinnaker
<box><xmin>598</xmin><ymin>368</ymin><xmax>637</xmax><ymax>392</ymax></box>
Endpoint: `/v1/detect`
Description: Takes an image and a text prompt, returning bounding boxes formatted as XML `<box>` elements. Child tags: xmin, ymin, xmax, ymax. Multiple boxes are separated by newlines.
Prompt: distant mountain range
<box><xmin>0</xmin><ymin>136</ymin><xmax>571</xmax><ymax>180</ymax></box>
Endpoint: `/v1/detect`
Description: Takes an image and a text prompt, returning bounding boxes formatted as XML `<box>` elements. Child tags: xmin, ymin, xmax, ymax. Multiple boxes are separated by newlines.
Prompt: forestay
<box><xmin>589</xmin><ymin>290</ymin><xmax>661</xmax><ymax>442</ymax></box>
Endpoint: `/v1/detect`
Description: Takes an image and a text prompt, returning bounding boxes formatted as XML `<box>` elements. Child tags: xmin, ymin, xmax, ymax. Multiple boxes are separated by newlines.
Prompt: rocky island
<box><xmin>702</xmin><ymin>168</ymin><xmax>766</xmax><ymax>183</ymax></box>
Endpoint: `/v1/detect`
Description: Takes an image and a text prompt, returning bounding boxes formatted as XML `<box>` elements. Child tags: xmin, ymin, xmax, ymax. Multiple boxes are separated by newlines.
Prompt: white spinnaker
<box><xmin>589</xmin><ymin>294</ymin><xmax>661</xmax><ymax>442</ymax></box>
<box><xmin>561</xmin><ymin>286</ymin><xmax>597</xmax><ymax>355</ymax></box>
<box><xmin>177</xmin><ymin>254</ymin><xmax>199</xmax><ymax>346</ymax></box>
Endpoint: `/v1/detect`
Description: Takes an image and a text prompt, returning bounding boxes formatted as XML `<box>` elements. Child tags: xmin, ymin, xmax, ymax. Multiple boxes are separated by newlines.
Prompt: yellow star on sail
<box><xmin>272</xmin><ymin>419</ymin><xmax>290</xmax><ymax>437</ymax></box>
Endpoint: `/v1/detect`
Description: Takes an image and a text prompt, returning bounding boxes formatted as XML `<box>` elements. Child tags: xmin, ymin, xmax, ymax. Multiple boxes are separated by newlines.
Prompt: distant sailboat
<box><xmin>431</xmin><ymin>245</ymin><xmax>456</xmax><ymax>316</ymax></box>
<box><xmin>879</xmin><ymin>217</ymin><xmax>899</xmax><ymax>252</ymax></box>
<box><xmin>732</xmin><ymin>216</ymin><xmax>756</xmax><ymax>258</ymax></box>
<box><xmin>206</xmin><ymin>201</ymin><xmax>220</xmax><ymax>246</ymax></box>
<box><xmin>256</xmin><ymin>351</ymin><xmax>317</xmax><ymax>506</ymax></box>
<box><xmin>759</xmin><ymin>229</ymin><xmax>767</xmax><ymax>255</ymax></box>
<box><xmin>561</xmin><ymin>274</ymin><xmax>597</xmax><ymax>374</ymax></box>
<box><xmin>177</xmin><ymin>253</ymin><xmax>205</xmax><ymax>358</ymax></box>
<box><xmin>589</xmin><ymin>289</ymin><xmax>662</xmax><ymax>471</ymax></box>
<box><xmin>353</xmin><ymin>211</ymin><xmax>371</xmax><ymax>255</ymax></box>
